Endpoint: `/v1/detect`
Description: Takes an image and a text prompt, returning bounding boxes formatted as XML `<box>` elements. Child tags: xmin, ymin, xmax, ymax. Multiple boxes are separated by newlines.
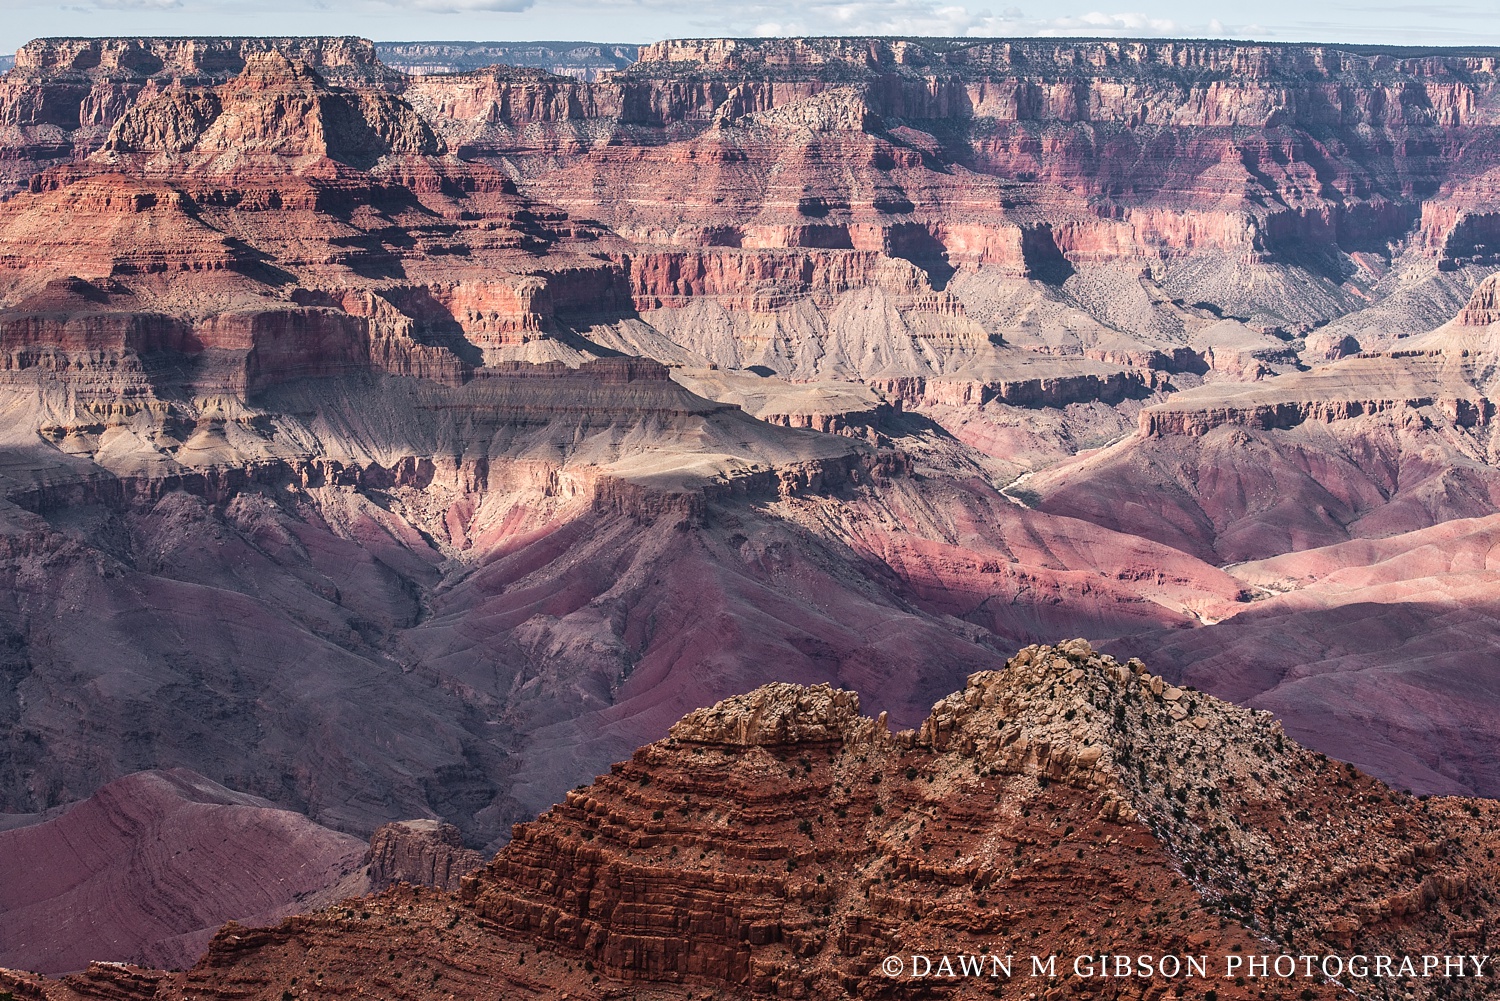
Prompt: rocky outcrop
<box><xmin>100</xmin><ymin>52</ymin><xmax>441</xmax><ymax>164</ymax></box>
<box><xmin>1129</xmin><ymin>342</ymin><xmax>1498</xmax><ymax>437</ymax></box>
<box><xmin>1456</xmin><ymin>271</ymin><xmax>1500</xmax><ymax>325</ymax></box>
<box><xmin>668</xmin><ymin>681</ymin><xmax>869</xmax><ymax>745</ymax></box>
<box><xmin>0</xmin><ymin>37</ymin><xmax>402</xmax><ymax>196</ymax></box>
<box><xmin>8</xmin><ymin>643</ymin><xmax>1495</xmax><ymax>1001</ymax></box>
<box><xmin>463</xmin><ymin>643</ymin><xmax>1499</xmax><ymax>999</ymax></box>
<box><xmin>366</xmin><ymin>820</ymin><xmax>485</xmax><ymax>892</ymax></box>
<box><xmin>455</xmin><ymin>642</ymin><xmax>1495</xmax><ymax>999</ymax></box>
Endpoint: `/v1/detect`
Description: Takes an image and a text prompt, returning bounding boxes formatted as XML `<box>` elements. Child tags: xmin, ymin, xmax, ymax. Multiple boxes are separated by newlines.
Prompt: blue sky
<box><xmin>1</xmin><ymin>0</ymin><xmax>1495</xmax><ymax>56</ymax></box>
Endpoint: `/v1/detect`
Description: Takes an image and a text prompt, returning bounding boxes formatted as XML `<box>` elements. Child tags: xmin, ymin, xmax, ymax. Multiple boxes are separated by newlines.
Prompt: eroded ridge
<box><xmin>10</xmin><ymin>642</ymin><xmax>1490</xmax><ymax>1001</ymax></box>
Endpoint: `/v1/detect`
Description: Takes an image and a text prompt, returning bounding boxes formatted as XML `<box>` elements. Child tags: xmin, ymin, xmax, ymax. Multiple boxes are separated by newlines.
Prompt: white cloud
<box><xmin>1038</xmin><ymin>10</ymin><xmax>1180</xmax><ymax>35</ymax></box>
<box><xmin>606</xmin><ymin>0</ymin><xmax>1251</xmax><ymax>41</ymax></box>
<box><xmin>380</xmin><ymin>0</ymin><xmax>534</xmax><ymax>9</ymax></box>
<box><xmin>77</xmin><ymin>0</ymin><xmax>186</xmax><ymax>8</ymax></box>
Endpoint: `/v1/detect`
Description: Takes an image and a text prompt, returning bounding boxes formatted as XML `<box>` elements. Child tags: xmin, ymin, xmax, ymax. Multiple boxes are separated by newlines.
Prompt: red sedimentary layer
<box><xmin>1</xmin><ymin>39</ymin><xmax>1500</xmax><ymax>995</ymax></box>
<box><xmin>875</xmin><ymin>369</ymin><xmax>1147</xmax><ymax>408</ymax></box>
<box><xmin>612</xmin><ymin>248</ymin><xmax>965</xmax><ymax>312</ymax></box>
<box><xmin>3</xmin><ymin>642</ymin><xmax>1495</xmax><ymax>1000</ymax></box>
<box><xmin>366</xmin><ymin>821</ymin><xmax>486</xmax><ymax>893</ymax></box>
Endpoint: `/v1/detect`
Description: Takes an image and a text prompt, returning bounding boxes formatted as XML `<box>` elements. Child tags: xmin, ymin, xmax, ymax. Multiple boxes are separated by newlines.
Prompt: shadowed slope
<box><xmin>0</xmin><ymin>769</ymin><xmax>370</xmax><ymax>975</ymax></box>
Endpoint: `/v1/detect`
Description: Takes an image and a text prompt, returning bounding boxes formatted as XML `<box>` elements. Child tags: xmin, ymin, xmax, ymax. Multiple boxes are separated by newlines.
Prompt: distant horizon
<box><xmin>0</xmin><ymin>0</ymin><xmax>1486</xmax><ymax>60</ymax></box>
<box><xmin>11</xmin><ymin>32</ymin><xmax>1500</xmax><ymax>60</ymax></box>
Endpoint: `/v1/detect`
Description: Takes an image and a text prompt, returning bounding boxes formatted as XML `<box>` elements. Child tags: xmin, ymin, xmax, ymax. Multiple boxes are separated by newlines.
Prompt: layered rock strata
<box><xmin>366</xmin><ymin>820</ymin><xmax>486</xmax><ymax>893</ymax></box>
<box><xmin>4</xmin><ymin>642</ymin><xmax>1495</xmax><ymax>1000</ymax></box>
<box><xmin>410</xmin><ymin>37</ymin><xmax>1500</xmax><ymax>282</ymax></box>
<box><xmin>9</xmin><ymin>34</ymin><xmax>1500</xmax><ymax>339</ymax></box>
<box><xmin>4</xmin><ymin>37</ymin><xmax>1500</xmax><ymax>987</ymax></box>
<box><xmin>374</xmin><ymin>42</ymin><xmax>640</xmax><ymax>80</ymax></box>
<box><xmin>0</xmin><ymin>769</ymin><xmax>371</xmax><ymax>975</ymax></box>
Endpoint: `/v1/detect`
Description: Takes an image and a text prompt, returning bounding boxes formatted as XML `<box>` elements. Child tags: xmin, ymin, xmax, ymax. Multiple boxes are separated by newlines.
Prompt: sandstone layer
<box><xmin>366</xmin><ymin>820</ymin><xmax>486</xmax><ymax>893</ymax></box>
<box><xmin>3</xmin><ymin>643</ymin><xmax>1495</xmax><ymax>1000</ymax></box>
<box><xmin>2</xmin><ymin>34</ymin><xmax>1500</xmax><ymax>982</ymax></box>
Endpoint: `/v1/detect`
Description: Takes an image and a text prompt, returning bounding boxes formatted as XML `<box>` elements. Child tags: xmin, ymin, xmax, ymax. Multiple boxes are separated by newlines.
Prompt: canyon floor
<box><xmin>0</xmin><ymin>33</ymin><xmax>1497</xmax><ymax>992</ymax></box>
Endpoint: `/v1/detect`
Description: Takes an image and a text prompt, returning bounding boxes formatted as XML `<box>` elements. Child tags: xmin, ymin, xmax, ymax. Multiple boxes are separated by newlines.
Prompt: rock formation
<box><xmin>2</xmin><ymin>33</ymin><xmax>1500</xmax><ymax>982</ymax></box>
<box><xmin>374</xmin><ymin>42</ymin><xmax>640</xmax><ymax>80</ymax></box>
<box><xmin>366</xmin><ymin>820</ymin><xmax>486</xmax><ymax>893</ymax></box>
<box><xmin>3</xmin><ymin>643</ymin><xmax>1495</xmax><ymax>1000</ymax></box>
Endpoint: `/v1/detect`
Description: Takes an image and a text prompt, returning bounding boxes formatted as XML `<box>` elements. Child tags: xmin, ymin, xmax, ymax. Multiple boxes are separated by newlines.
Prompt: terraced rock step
<box><xmin>5</xmin><ymin>642</ymin><xmax>1494</xmax><ymax>1001</ymax></box>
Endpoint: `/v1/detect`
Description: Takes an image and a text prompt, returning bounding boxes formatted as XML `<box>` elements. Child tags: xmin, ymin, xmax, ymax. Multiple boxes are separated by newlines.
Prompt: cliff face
<box><xmin>5</xmin><ymin>36</ymin><xmax>1500</xmax><ymax>986</ymax></box>
<box><xmin>420</xmin><ymin>36</ymin><xmax>1500</xmax><ymax>129</ymax></box>
<box><xmin>100</xmin><ymin>52</ymin><xmax>440</xmax><ymax>162</ymax></box>
<box><xmin>374</xmin><ymin>41</ymin><xmax>639</xmax><ymax>81</ymax></box>
<box><xmin>366</xmin><ymin>820</ymin><xmax>485</xmax><ymax>893</ymax></box>
<box><xmin>396</xmin><ymin>36</ymin><xmax>1500</xmax><ymax>287</ymax></box>
<box><xmin>9</xmin><ymin>35</ymin><xmax>1500</xmax><ymax>275</ymax></box>
<box><xmin>5</xmin><ymin>642</ymin><xmax>1495</xmax><ymax>1000</ymax></box>
<box><xmin>0</xmin><ymin>37</ymin><xmax>402</xmax><ymax>193</ymax></box>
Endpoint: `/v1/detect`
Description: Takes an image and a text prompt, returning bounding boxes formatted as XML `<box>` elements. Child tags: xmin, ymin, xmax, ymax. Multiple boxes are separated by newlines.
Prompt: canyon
<box><xmin>3</xmin><ymin>642</ymin><xmax>1496</xmax><ymax>999</ymax></box>
<box><xmin>0</xmin><ymin>32</ymin><xmax>1497</xmax><ymax>984</ymax></box>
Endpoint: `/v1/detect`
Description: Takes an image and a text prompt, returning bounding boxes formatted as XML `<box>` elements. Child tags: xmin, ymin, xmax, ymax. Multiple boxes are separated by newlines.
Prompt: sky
<box><xmin>1</xmin><ymin>0</ymin><xmax>1497</xmax><ymax>57</ymax></box>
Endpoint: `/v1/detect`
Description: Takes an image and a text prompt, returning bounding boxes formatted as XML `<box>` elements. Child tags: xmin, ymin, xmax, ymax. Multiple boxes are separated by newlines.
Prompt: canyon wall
<box><xmin>5</xmin><ymin>643</ymin><xmax>1496</xmax><ymax>1001</ymax></box>
<box><xmin>374</xmin><ymin>41</ymin><xmax>639</xmax><ymax>80</ymax></box>
<box><xmin>391</xmin><ymin>37</ymin><xmax>1500</xmax><ymax>284</ymax></box>
<box><xmin>1</xmin><ymin>35</ymin><xmax>1500</xmax><ymax>985</ymax></box>
<box><xmin>8</xmin><ymin>35</ymin><xmax>1500</xmax><ymax>278</ymax></box>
